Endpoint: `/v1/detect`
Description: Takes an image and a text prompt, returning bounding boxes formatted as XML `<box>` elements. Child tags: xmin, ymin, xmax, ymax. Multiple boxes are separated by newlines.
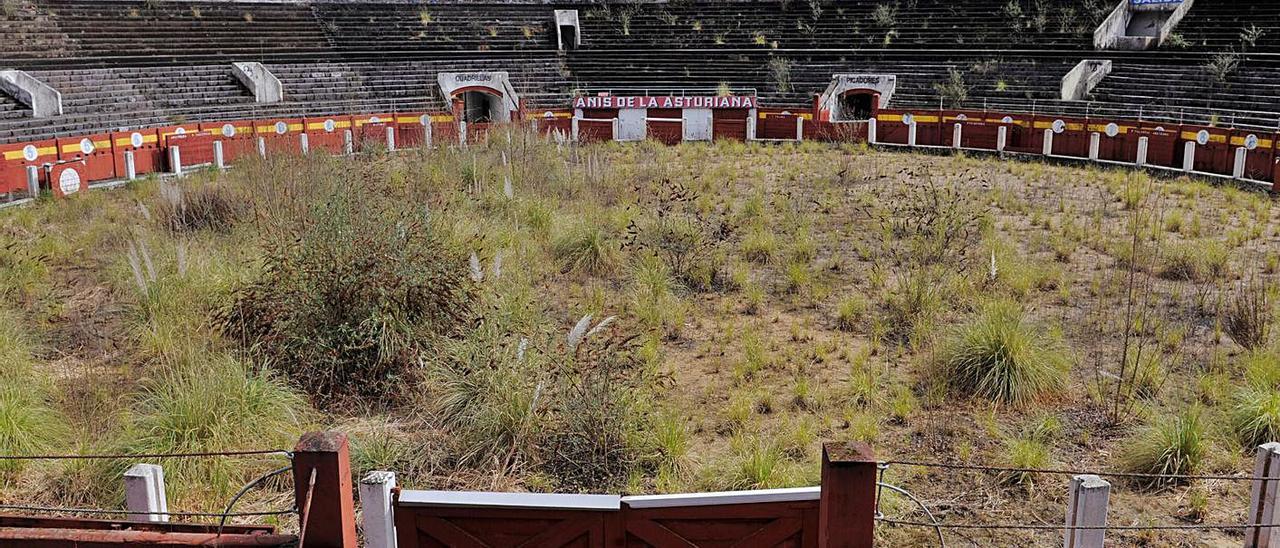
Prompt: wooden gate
<box><xmin>393</xmin><ymin>488</ymin><xmax>822</xmax><ymax>548</ymax></box>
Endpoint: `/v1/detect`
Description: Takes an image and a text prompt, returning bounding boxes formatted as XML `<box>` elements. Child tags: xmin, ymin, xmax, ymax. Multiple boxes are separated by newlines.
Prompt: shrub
<box><xmin>1231</xmin><ymin>387</ymin><xmax>1280</xmax><ymax>448</ymax></box>
<box><xmin>220</xmin><ymin>183</ymin><xmax>476</xmax><ymax>406</ymax></box>
<box><xmin>1225</xmin><ymin>276</ymin><xmax>1274</xmax><ymax>350</ymax></box>
<box><xmin>624</xmin><ymin>180</ymin><xmax>734</xmax><ymax>290</ymax></box>
<box><xmin>1119</xmin><ymin>409</ymin><xmax>1206</xmax><ymax>487</ymax></box>
<box><xmin>554</xmin><ymin>221</ymin><xmax>620</xmax><ymax>275</ymax></box>
<box><xmin>155</xmin><ymin>181</ymin><xmax>242</xmax><ymax>233</ymax></box>
<box><xmin>937</xmin><ymin>300</ymin><xmax>1070</xmax><ymax>406</ymax></box>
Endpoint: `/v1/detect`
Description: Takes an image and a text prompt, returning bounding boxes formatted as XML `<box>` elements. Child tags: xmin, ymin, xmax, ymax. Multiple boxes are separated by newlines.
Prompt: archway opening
<box><xmin>459</xmin><ymin>90</ymin><xmax>503</xmax><ymax>123</ymax></box>
<box><xmin>837</xmin><ymin>92</ymin><xmax>875</xmax><ymax>121</ymax></box>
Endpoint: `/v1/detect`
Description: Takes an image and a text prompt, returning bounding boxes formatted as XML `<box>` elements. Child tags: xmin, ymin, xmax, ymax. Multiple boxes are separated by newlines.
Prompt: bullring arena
<box><xmin>2</xmin><ymin>1</ymin><xmax>1280</xmax><ymax>547</ymax></box>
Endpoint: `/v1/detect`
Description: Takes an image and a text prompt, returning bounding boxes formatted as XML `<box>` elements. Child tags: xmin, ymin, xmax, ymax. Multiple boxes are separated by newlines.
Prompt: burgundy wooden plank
<box><xmin>729</xmin><ymin>518</ymin><xmax>801</xmax><ymax>548</ymax></box>
<box><xmin>416</xmin><ymin>516</ymin><xmax>489</xmax><ymax>548</ymax></box>
<box><xmin>517</xmin><ymin>515</ymin><xmax>600</xmax><ymax>548</ymax></box>
<box><xmin>625</xmin><ymin>519</ymin><xmax>699</xmax><ymax>548</ymax></box>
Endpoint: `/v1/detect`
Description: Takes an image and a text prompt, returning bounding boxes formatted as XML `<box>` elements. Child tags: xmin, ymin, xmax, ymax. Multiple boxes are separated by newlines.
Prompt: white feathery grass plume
<box><xmin>988</xmin><ymin>250</ymin><xmax>998</xmax><ymax>283</ymax></box>
<box><xmin>126</xmin><ymin>240</ymin><xmax>147</xmax><ymax>293</ymax></box>
<box><xmin>587</xmin><ymin>316</ymin><xmax>617</xmax><ymax>338</ymax></box>
<box><xmin>176</xmin><ymin>241</ymin><xmax>188</xmax><ymax>278</ymax></box>
<box><xmin>135</xmin><ymin>200</ymin><xmax>152</xmax><ymax>222</ymax></box>
<box><xmin>491</xmin><ymin>250</ymin><xmax>504</xmax><ymax>280</ymax></box>
<box><xmin>469</xmin><ymin>252</ymin><xmax>484</xmax><ymax>282</ymax></box>
<box><xmin>567</xmin><ymin>314</ymin><xmax>593</xmax><ymax>352</ymax></box>
<box><xmin>503</xmin><ymin>175</ymin><xmax>514</xmax><ymax>199</ymax></box>
<box><xmin>137</xmin><ymin>236</ymin><xmax>156</xmax><ymax>282</ymax></box>
<box><xmin>501</xmin><ymin>151</ymin><xmax>509</xmax><ymax>166</ymax></box>
<box><xmin>516</xmin><ymin>337</ymin><xmax>528</xmax><ymax>362</ymax></box>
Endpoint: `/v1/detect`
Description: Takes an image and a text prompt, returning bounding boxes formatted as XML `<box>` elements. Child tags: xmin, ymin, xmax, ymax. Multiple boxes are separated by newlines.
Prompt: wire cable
<box><xmin>881</xmin><ymin>459</ymin><xmax>1280</xmax><ymax>482</ymax></box>
<box><xmin>0</xmin><ymin>449</ymin><xmax>291</xmax><ymax>461</ymax></box>
<box><xmin>0</xmin><ymin>504</ymin><xmax>294</xmax><ymax>519</ymax></box>
<box><xmin>877</xmin><ymin>518</ymin><xmax>1280</xmax><ymax>531</ymax></box>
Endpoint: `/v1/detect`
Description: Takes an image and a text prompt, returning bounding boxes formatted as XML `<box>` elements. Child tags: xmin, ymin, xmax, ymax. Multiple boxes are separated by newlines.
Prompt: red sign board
<box><xmin>572</xmin><ymin>95</ymin><xmax>758</xmax><ymax>110</ymax></box>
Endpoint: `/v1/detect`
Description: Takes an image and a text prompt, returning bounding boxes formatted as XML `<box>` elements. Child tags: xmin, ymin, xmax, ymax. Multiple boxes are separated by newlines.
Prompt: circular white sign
<box><xmin>58</xmin><ymin>167</ymin><xmax>82</xmax><ymax>196</ymax></box>
<box><xmin>902</xmin><ymin>113</ymin><xmax>914</xmax><ymax>126</ymax></box>
<box><xmin>1196</xmin><ymin>130</ymin><xmax>1210</xmax><ymax>146</ymax></box>
<box><xmin>955</xmin><ymin>113</ymin><xmax>968</xmax><ymax>121</ymax></box>
<box><xmin>1154</xmin><ymin>126</ymin><xmax>1166</xmax><ymax>133</ymax></box>
<box><xmin>79</xmin><ymin>138</ymin><xmax>95</xmax><ymax>155</ymax></box>
<box><xmin>420</xmin><ymin>114</ymin><xmax>431</xmax><ymax>126</ymax></box>
<box><xmin>22</xmin><ymin>144</ymin><xmax>38</xmax><ymax>162</ymax></box>
<box><xmin>1105</xmin><ymin>123</ymin><xmax>1119</xmax><ymax>138</ymax></box>
<box><xmin>274</xmin><ymin>121</ymin><xmax>288</xmax><ymax>135</ymax></box>
<box><xmin>369</xmin><ymin>116</ymin><xmax>381</xmax><ymax>124</ymax></box>
<box><xmin>222</xmin><ymin>124</ymin><xmax>236</xmax><ymax>138</ymax></box>
<box><xmin>1001</xmin><ymin>116</ymin><xmax>1014</xmax><ymax>124</ymax></box>
<box><xmin>174</xmin><ymin>128</ymin><xmax>186</xmax><ymax>136</ymax></box>
<box><xmin>130</xmin><ymin>132</ymin><xmax>144</xmax><ymax>148</ymax></box>
<box><xmin>543</xmin><ymin>111</ymin><xmax>554</xmax><ymax>119</ymax></box>
<box><xmin>1245</xmin><ymin>134</ymin><xmax>1260</xmax><ymax>151</ymax></box>
<box><xmin>323</xmin><ymin>119</ymin><xmax>336</xmax><ymax>133</ymax></box>
<box><xmin>1052</xmin><ymin>119</ymin><xmax>1066</xmax><ymax>134</ymax></box>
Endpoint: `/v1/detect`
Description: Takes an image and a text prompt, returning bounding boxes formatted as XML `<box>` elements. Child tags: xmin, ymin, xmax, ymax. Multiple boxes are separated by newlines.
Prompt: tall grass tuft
<box><xmin>0</xmin><ymin>309</ymin><xmax>66</xmax><ymax>476</ymax></box>
<box><xmin>553</xmin><ymin>221</ymin><xmax>621</xmax><ymax>275</ymax></box>
<box><xmin>119</xmin><ymin>355</ymin><xmax>308</xmax><ymax>502</ymax></box>
<box><xmin>1119</xmin><ymin>409</ymin><xmax>1206</xmax><ymax>487</ymax></box>
<box><xmin>1230</xmin><ymin>386</ymin><xmax>1280</xmax><ymax>448</ymax></box>
<box><xmin>937</xmin><ymin>300</ymin><xmax>1070</xmax><ymax>406</ymax></box>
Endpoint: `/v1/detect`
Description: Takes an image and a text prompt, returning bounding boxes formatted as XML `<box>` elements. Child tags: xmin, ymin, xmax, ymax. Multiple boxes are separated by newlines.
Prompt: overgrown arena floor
<box><xmin>2</xmin><ymin>133</ymin><xmax>1277</xmax><ymax>547</ymax></box>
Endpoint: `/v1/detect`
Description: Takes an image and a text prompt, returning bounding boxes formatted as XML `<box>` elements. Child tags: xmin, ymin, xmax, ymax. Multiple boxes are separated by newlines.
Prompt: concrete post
<box><xmin>1064</xmin><ymin>475</ymin><xmax>1109</xmax><ymax>548</ymax></box>
<box><xmin>256</xmin><ymin>136</ymin><xmax>267</xmax><ymax>159</ymax></box>
<box><xmin>124</xmin><ymin>464</ymin><xmax>168</xmax><ymax>523</ymax></box>
<box><xmin>611</xmin><ymin>118</ymin><xmax>620</xmax><ymax>142</ymax></box>
<box><xmin>1246</xmin><ymin>443</ymin><xmax>1280</xmax><ymax>548</ymax></box>
<box><xmin>25</xmin><ymin>165</ymin><xmax>39</xmax><ymax>196</ymax></box>
<box><xmin>359</xmin><ymin>472</ymin><xmax>397</xmax><ymax>548</ymax></box>
<box><xmin>952</xmin><ymin>123</ymin><xmax>962</xmax><ymax>149</ymax></box>
<box><xmin>997</xmin><ymin>126</ymin><xmax>1008</xmax><ymax>152</ymax></box>
<box><xmin>571</xmin><ymin>117</ymin><xmax>580</xmax><ymax>142</ymax></box>
<box><xmin>1136</xmin><ymin>137</ymin><xmax>1149</xmax><ymax>167</ymax></box>
<box><xmin>1088</xmin><ymin>132</ymin><xmax>1100</xmax><ymax>160</ymax></box>
<box><xmin>907</xmin><ymin>121</ymin><xmax>917</xmax><ymax>147</ymax></box>
<box><xmin>124</xmin><ymin>150</ymin><xmax>137</xmax><ymax>180</ymax></box>
<box><xmin>1043</xmin><ymin>129</ymin><xmax>1054</xmax><ymax>156</ymax></box>
<box><xmin>795</xmin><ymin>117</ymin><xmax>804</xmax><ymax>141</ymax></box>
<box><xmin>459</xmin><ymin>121</ymin><xmax>468</xmax><ymax>147</ymax></box>
<box><xmin>819</xmin><ymin>442</ymin><xmax>876</xmax><ymax>548</ymax></box>
<box><xmin>300</xmin><ymin>134</ymin><xmax>310</xmax><ymax>155</ymax></box>
<box><xmin>1183</xmin><ymin>142</ymin><xmax>1196</xmax><ymax>172</ymax></box>
<box><xmin>866</xmin><ymin>117</ymin><xmax>877</xmax><ymax>144</ymax></box>
<box><xmin>213</xmin><ymin>142</ymin><xmax>224</xmax><ymax>169</ymax></box>
<box><xmin>343</xmin><ymin>130</ymin><xmax>354</xmax><ymax>155</ymax></box>
<box><xmin>169</xmin><ymin>146</ymin><xmax>182</xmax><ymax>175</ymax></box>
<box><xmin>386</xmin><ymin>126</ymin><xmax>396</xmax><ymax>152</ymax></box>
<box><xmin>1235</xmin><ymin>147</ymin><xmax>1248</xmax><ymax>179</ymax></box>
<box><xmin>747</xmin><ymin>109</ymin><xmax>757</xmax><ymax>141</ymax></box>
<box><xmin>424</xmin><ymin>120</ymin><xmax>433</xmax><ymax>148</ymax></box>
<box><xmin>294</xmin><ymin>432</ymin><xmax>358</xmax><ymax>548</ymax></box>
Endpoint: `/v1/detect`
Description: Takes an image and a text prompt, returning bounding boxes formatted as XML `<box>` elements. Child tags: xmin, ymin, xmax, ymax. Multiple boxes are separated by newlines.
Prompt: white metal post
<box><xmin>213</xmin><ymin>141</ymin><xmax>224</xmax><ymax>169</ymax></box>
<box><xmin>747</xmin><ymin>109</ymin><xmax>757</xmax><ymax>141</ymax></box>
<box><xmin>343</xmin><ymin>129</ymin><xmax>354</xmax><ymax>155</ymax></box>
<box><xmin>386</xmin><ymin>126</ymin><xmax>396</xmax><ymax>152</ymax></box>
<box><xmin>256</xmin><ymin>136</ymin><xmax>267</xmax><ymax>159</ymax></box>
<box><xmin>124</xmin><ymin>464</ymin><xmax>169</xmax><ymax>523</ymax></box>
<box><xmin>866</xmin><ymin>117</ymin><xmax>877</xmax><ymax>144</ymax></box>
<box><xmin>359</xmin><ymin>471</ymin><xmax>397</xmax><ymax>548</ymax></box>
<box><xmin>1064</xmin><ymin>475</ymin><xmax>1109</xmax><ymax>548</ymax></box>
<box><xmin>1183</xmin><ymin>141</ymin><xmax>1196</xmax><ymax>172</ymax></box>
<box><xmin>300</xmin><ymin>133</ymin><xmax>310</xmax><ymax>155</ymax></box>
<box><xmin>1042</xmin><ymin>129</ymin><xmax>1054</xmax><ymax>156</ymax></box>
<box><xmin>124</xmin><ymin>150</ymin><xmax>137</xmax><ymax>180</ymax></box>
<box><xmin>571</xmin><ymin>117</ymin><xmax>580</xmax><ymax>142</ymax></box>
<box><xmin>997</xmin><ymin>126</ymin><xmax>1007</xmax><ymax>152</ymax></box>
<box><xmin>424</xmin><ymin>118</ymin><xmax>433</xmax><ymax>148</ymax></box>
<box><xmin>169</xmin><ymin>146</ymin><xmax>182</xmax><ymax>175</ymax></box>
<box><xmin>25</xmin><ymin>165</ymin><xmax>39</xmax><ymax>196</ymax></box>
<box><xmin>1247</xmin><ymin>443</ymin><xmax>1280</xmax><ymax>548</ymax></box>
<box><xmin>907</xmin><ymin>121</ymin><xmax>917</xmax><ymax>146</ymax></box>
<box><xmin>1136</xmin><ymin>136</ymin><xmax>1149</xmax><ymax>167</ymax></box>
<box><xmin>795</xmin><ymin>117</ymin><xmax>804</xmax><ymax>141</ymax></box>
<box><xmin>1088</xmin><ymin>132</ymin><xmax>1100</xmax><ymax>160</ymax></box>
<box><xmin>952</xmin><ymin>123</ymin><xmax>962</xmax><ymax>149</ymax></box>
<box><xmin>1234</xmin><ymin>147</ymin><xmax>1248</xmax><ymax>179</ymax></box>
<box><xmin>459</xmin><ymin>121</ymin><xmax>468</xmax><ymax>147</ymax></box>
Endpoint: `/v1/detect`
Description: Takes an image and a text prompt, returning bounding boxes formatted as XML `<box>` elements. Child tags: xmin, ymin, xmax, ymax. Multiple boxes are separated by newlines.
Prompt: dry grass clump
<box><xmin>553</xmin><ymin>221</ymin><xmax>621</xmax><ymax>275</ymax></box>
<box><xmin>1160</xmin><ymin>239</ymin><xmax>1230</xmax><ymax>282</ymax></box>
<box><xmin>1224</xmin><ymin>275</ymin><xmax>1275</xmax><ymax>351</ymax></box>
<box><xmin>937</xmin><ymin>299</ymin><xmax>1070</xmax><ymax>406</ymax></box>
<box><xmin>154</xmin><ymin>180</ymin><xmax>242</xmax><ymax>233</ymax></box>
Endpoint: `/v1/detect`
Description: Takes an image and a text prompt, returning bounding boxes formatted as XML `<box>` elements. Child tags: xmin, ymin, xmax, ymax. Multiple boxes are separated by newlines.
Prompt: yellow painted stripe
<box><xmin>1229</xmin><ymin>136</ymin><xmax>1274</xmax><ymax>148</ymax></box>
<box><xmin>58</xmin><ymin>141</ymin><xmax>108</xmax><ymax>153</ymax></box>
<box><xmin>429</xmin><ymin>115</ymin><xmax>454</xmax><ymax>123</ymax></box>
<box><xmin>395</xmin><ymin>116</ymin><xmax>421</xmax><ymax>124</ymax></box>
<box><xmin>4</xmin><ymin>146</ymin><xmax>57</xmax><ymax>160</ymax></box>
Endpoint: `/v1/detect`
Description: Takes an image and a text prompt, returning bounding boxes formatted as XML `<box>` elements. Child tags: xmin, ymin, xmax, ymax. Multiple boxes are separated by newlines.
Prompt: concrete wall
<box><xmin>1094</xmin><ymin>0</ymin><xmax>1195</xmax><ymax>50</ymax></box>
<box><xmin>0</xmin><ymin>70</ymin><xmax>62</xmax><ymax>118</ymax></box>
<box><xmin>1060</xmin><ymin>60</ymin><xmax>1113</xmax><ymax>101</ymax></box>
<box><xmin>231</xmin><ymin>62</ymin><xmax>283</xmax><ymax>103</ymax></box>
<box><xmin>616</xmin><ymin>109</ymin><xmax>646</xmax><ymax>141</ymax></box>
